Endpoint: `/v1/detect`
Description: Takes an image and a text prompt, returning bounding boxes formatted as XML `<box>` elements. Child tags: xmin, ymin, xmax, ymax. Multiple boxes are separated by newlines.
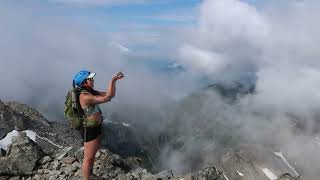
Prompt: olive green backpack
<box><xmin>64</xmin><ymin>88</ymin><xmax>85</xmax><ymax>130</ymax></box>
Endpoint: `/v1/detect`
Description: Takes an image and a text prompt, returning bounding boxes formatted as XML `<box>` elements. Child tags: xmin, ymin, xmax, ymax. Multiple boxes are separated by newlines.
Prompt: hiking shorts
<box><xmin>79</xmin><ymin>123</ymin><xmax>102</xmax><ymax>142</ymax></box>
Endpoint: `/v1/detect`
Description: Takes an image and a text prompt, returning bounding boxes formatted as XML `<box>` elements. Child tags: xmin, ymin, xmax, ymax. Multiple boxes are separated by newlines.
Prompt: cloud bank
<box><xmin>162</xmin><ymin>0</ymin><xmax>320</xmax><ymax>178</ymax></box>
<box><xmin>0</xmin><ymin>1</ymin><xmax>195</xmax><ymax>122</ymax></box>
<box><xmin>1</xmin><ymin>0</ymin><xmax>320</xmax><ymax>178</ymax></box>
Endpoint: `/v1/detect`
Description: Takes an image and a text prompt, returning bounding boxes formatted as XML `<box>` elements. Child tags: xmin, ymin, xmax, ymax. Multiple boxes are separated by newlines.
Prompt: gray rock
<box><xmin>95</xmin><ymin>151</ymin><xmax>101</xmax><ymax>158</ymax></box>
<box><xmin>62</xmin><ymin>157</ymin><xmax>76</xmax><ymax>164</ymax></box>
<box><xmin>48</xmin><ymin>174</ymin><xmax>59</xmax><ymax>180</ymax></box>
<box><xmin>0</xmin><ymin>132</ymin><xmax>44</xmax><ymax>175</ymax></box>
<box><xmin>141</xmin><ymin>173</ymin><xmax>157</xmax><ymax>180</ymax></box>
<box><xmin>56</xmin><ymin>146</ymin><xmax>73</xmax><ymax>160</ymax></box>
<box><xmin>193</xmin><ymin>167</ymin><xmax>226</xmax><ymax>180</ymax></box>
<box><xmin>43</xmin><ymin>169</ymin><xmax>50</xmax><ymax>174</ymax></box>
<box><xmin>0</xmin><ymin>99</ymin><xmax>82</xmax><ymax>156</ymax></box>
<box><xmin>39</xmin><ymin>156</ymin><xmax>52</xmax><ymax>165</ymax></box>
<box><xmin>74</xmin><ymin>147</ymin><xmax>84</xmax><ymax>161</ymax></box>
<box><xmin>0</xmin><ymin>176</ymin><xmax>9</xmax><ymax>180</ymax></box>
<box><xmin>182</xmin><ymin>173</ymin><xmax>193</xmax><ymax>180</ymax></box>
<box><xmin>277</xmin><ymin>173</ymin><xmax>301</xmax><ymax>180</ymax></box>
<box><xmin>58</xmin><ymin>174</ymin><xmax>68</xmax><ymax>180</ymax></box>
<box><xmin>42</xmin><ymin>162</ymin><xmax>50</xmax><ymax>169</ymax></box>
<box><xmin>69</xmin><ymin>175</ymin><xmax>82</xmax><ymax>180</ymax></box>
<box><xmin>33</xmin><ymin>174</ymin><xmax>41</xmax><ymax>180</ymax></box>
<box><xmin>0</xmin><ymin>101</ymin><xmax>28</xmax><ymax>134</ymax></box>
<box><xmin>37</xmin><ymin>169</ymin><xmax>44</xmax><ymax>175</ymax></box>
<box><xmin>73</xmin><ymin>161</ymin><xmax>81</xmax><ymax>168</ymax></box>
<box><xmin>51</xmin><ymin>160</ymin><xmax>61</xmax><ymax>170</ymax></box>
<box><xmin>130</xmin><ymin>167</ymin><xmax>144</xmax><ymax>178</ymax></box>
<box><xmin>117</xmin><ymin>174</ymin><xmax>126</xmax><ymax>180</ymax></box>
<box><xmin>62</xmin><ymin>164</ymin><xmax>77</xmax><ymax>175</ymax></box>
<box><xmin>0</xmin><ymin>148</ymin><xmax>6</xmax><ymax>157</ymax></box>
<box><xmin>8</xmin><ymin>176</ymin><xmax>20</xmax><ymax>180</ymax></box>
<box><xmin>48</xmin><ymin>170</ymin><xmax>61</xmax><ymax>177</ymax></box>
<box><xmin>155</xmin><ymin>170</ymin><xmax>174</xmax><ymax>179</ymax></box>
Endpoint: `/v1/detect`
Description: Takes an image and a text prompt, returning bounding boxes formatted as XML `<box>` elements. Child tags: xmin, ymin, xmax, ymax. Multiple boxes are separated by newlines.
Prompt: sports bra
<box><xmin>83</xmin><ymin>104</ymin><xmax>102</xmax><ymax>117</ymax></box>
<box><xmin>79</xmin><ymin>89</ymin><xmax>102</xmax><ymax>117</ymax></box>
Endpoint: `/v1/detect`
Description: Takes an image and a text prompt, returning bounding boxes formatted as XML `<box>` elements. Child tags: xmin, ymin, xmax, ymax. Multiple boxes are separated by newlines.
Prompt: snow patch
<box><xmin>122</xmin><ymin>122</ymin><xmax>131</xmax><ymax>127</ymax></box>
<box><xmin>223</xmin><ymin>174</ymin><xmax>230</xmax><ymax>180</ymax></box>
<box><xmin>262</xmin><ymin>168</ymin><xmax>277</xmax><ymax>180</ymax></box>
<box><xmin>0</xmin><ymin>130</ymin><xmax>37</xmax><ymax>150</ymax></box>
<box><xmin>0</xmin><ymin>130</ymin><xmax>19</xmax><ymax>150</ymax></box>
<box><xmin>237</xmin><ymin>170</ymin><xmax>244</xmax><ymax>176</ymax></box>
<box><xmin>0</xmin><ymin>129</ymin><xmax>63</xmax><ymax>150</ymax></box>
<box><xmin>35</xmin><ymin>134</ymin><xmax>63</xmax><ymax>149</ymax></box>
<box><xmin>274</xmin><ymin>151</ymin><xmax>299</xmax><ymax>176</ymax></box>
<box><xmin>25</xmin><ymin>130</ymin><xmax>36</xmax><ymax>141</ymax></box>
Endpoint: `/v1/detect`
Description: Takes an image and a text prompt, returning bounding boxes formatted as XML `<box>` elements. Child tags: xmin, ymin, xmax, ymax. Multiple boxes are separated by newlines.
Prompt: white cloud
<box><xmin>178</xmin><ymin>44</ymin><xmax>227</xmax><ymax>75</ymax></box>
<box><xmin>252</xmin><ymin>65</ymin><xmax>320</xmax><ymax>115</ymax></box>
<box><xmin>177</xmin><ymin>0</ymin><xmax>269</xmax><ymax>82</ymax></box>
<box><xmin>0</xmin><ymin>1</ymin><xmax>196</xmax><ymax>122</ymax></box>
<box><xmin>198</xmin><ymin>0</ymin><xmax>269</xmax><ymax>47</ymax></box>
<box><xmin>177</xmin><ymin>0</ymin><xmax>320</xmax><ymax>113</ymax></box>
<box><xmin>167</xmin><ymin>0</ymin><xmax>320</xmax><ymax>177</ymax></box>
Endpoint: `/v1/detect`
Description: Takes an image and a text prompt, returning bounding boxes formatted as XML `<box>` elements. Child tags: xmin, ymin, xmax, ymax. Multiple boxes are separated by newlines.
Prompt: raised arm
<box><xmin>83</xmin><ymin>72</ymin><xmax>124</xmax><ymax>104</ymax></box>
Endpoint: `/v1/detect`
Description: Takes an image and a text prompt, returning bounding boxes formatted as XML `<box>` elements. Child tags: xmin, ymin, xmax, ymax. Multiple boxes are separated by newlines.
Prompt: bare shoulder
<box><xmin>79</xmin><ymin>92</ymin><xmax>94</xmax><ymax>103</ymax></box>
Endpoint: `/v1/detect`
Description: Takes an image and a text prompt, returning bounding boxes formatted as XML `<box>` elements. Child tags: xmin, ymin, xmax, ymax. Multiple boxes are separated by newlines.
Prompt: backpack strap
<box><xmin>71</xmin><ymin>89</ymin><xmax>77</xmax><ymax>109</ymax></box>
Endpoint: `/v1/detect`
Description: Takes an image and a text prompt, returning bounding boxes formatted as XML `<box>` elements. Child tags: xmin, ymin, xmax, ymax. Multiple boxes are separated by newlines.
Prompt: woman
<box><xmin>73</xmin><ymin>70</ymin><xmax>124</xmax><ymax>180</ymax></box>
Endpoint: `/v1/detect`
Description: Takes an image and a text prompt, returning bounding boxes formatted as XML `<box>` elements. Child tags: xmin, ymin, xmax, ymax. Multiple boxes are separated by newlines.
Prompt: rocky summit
<box><xmin>0</xmin><ymin>100</ymin><xmax>301</xmax><ymax>179</ymax></box>
<box><xmin>0</xmin><ymin>132</ymin><xmax>227</xmax><ymax>180</ymax></box>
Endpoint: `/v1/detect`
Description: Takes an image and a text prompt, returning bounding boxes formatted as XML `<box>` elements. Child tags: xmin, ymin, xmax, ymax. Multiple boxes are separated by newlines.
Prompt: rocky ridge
<box><xmin>0</xmin><ymin>132</ymin><xmax>228</xmax><ymax>180</ymax></box>
<box><xmin>0</xmin><ymin>99</ymin><xmax>301</xmax><ymax>179</ymax></box>
<box><xmin>0</xmin><ymin>132</ymin><xmax>300</xmax><ymax>180</ymax></box>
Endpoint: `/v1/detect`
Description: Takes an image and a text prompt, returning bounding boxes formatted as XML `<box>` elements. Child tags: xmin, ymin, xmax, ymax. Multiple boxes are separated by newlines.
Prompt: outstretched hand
<box><xmin>112</xmin><ymin>72</ymin><xmax>124</xmax><ymax>81</ymax></box>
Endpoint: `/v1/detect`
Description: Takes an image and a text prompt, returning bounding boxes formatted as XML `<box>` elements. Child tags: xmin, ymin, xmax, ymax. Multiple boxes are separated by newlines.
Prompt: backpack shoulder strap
<box><xmin>71</xmin><ymin>88</ymin><xmax>86</xmax><ymax>117</ymax></box>
<box><xmin>79</xmin><ymin>89</ymin><xmax>90</xmax><ymax>94</ymax></box>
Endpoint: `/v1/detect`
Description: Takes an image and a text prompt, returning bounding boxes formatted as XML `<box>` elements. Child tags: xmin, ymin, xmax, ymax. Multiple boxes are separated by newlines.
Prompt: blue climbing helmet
<box><xmin>73</xmin><ymin>70</ymin><xmax>96</xmax><ymax>87</ymax></box>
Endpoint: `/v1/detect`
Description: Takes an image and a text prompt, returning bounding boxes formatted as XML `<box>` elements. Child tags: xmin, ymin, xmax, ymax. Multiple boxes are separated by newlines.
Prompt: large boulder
<box><xmin>0</xmin><ymin>132</ymin><xmax>44</xmax><ymax>175</ymax></box>
<box><xmin>0</xmin><ymin>99</ymin><xmax>82</xmax><ymax>154</ymax></box>
<box><xmin>0</xmin><ymin>100</ymin><xmax>28</xmax><ymax>137</ymax></box>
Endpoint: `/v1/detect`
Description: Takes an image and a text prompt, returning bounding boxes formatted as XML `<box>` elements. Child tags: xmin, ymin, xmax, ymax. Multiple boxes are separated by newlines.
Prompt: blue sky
<box><xmin>4</xmin><ymin>0</ymin><xmax>204</xmax><ymax>53</ymax></box>
<box><xmin>5</xmin><ymin>0</ymin><xmax>265</xmax><ymax>40</ymax></box>
<box><xmin>15</xmin><ymin>0</ymin><xmax>202</xmax><ymax>31</ymax></box>
<box><xmin>42</xmin><ymin>0</ymin><xmax>264</xmax><ymax>31</ymax></box>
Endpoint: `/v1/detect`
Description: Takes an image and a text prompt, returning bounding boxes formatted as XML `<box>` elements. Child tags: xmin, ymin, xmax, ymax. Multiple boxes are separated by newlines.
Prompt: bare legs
<box><xmin>82</xmin><ymin>135</ymin><xmax>102</xmax><ymax>180</ymax></box>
